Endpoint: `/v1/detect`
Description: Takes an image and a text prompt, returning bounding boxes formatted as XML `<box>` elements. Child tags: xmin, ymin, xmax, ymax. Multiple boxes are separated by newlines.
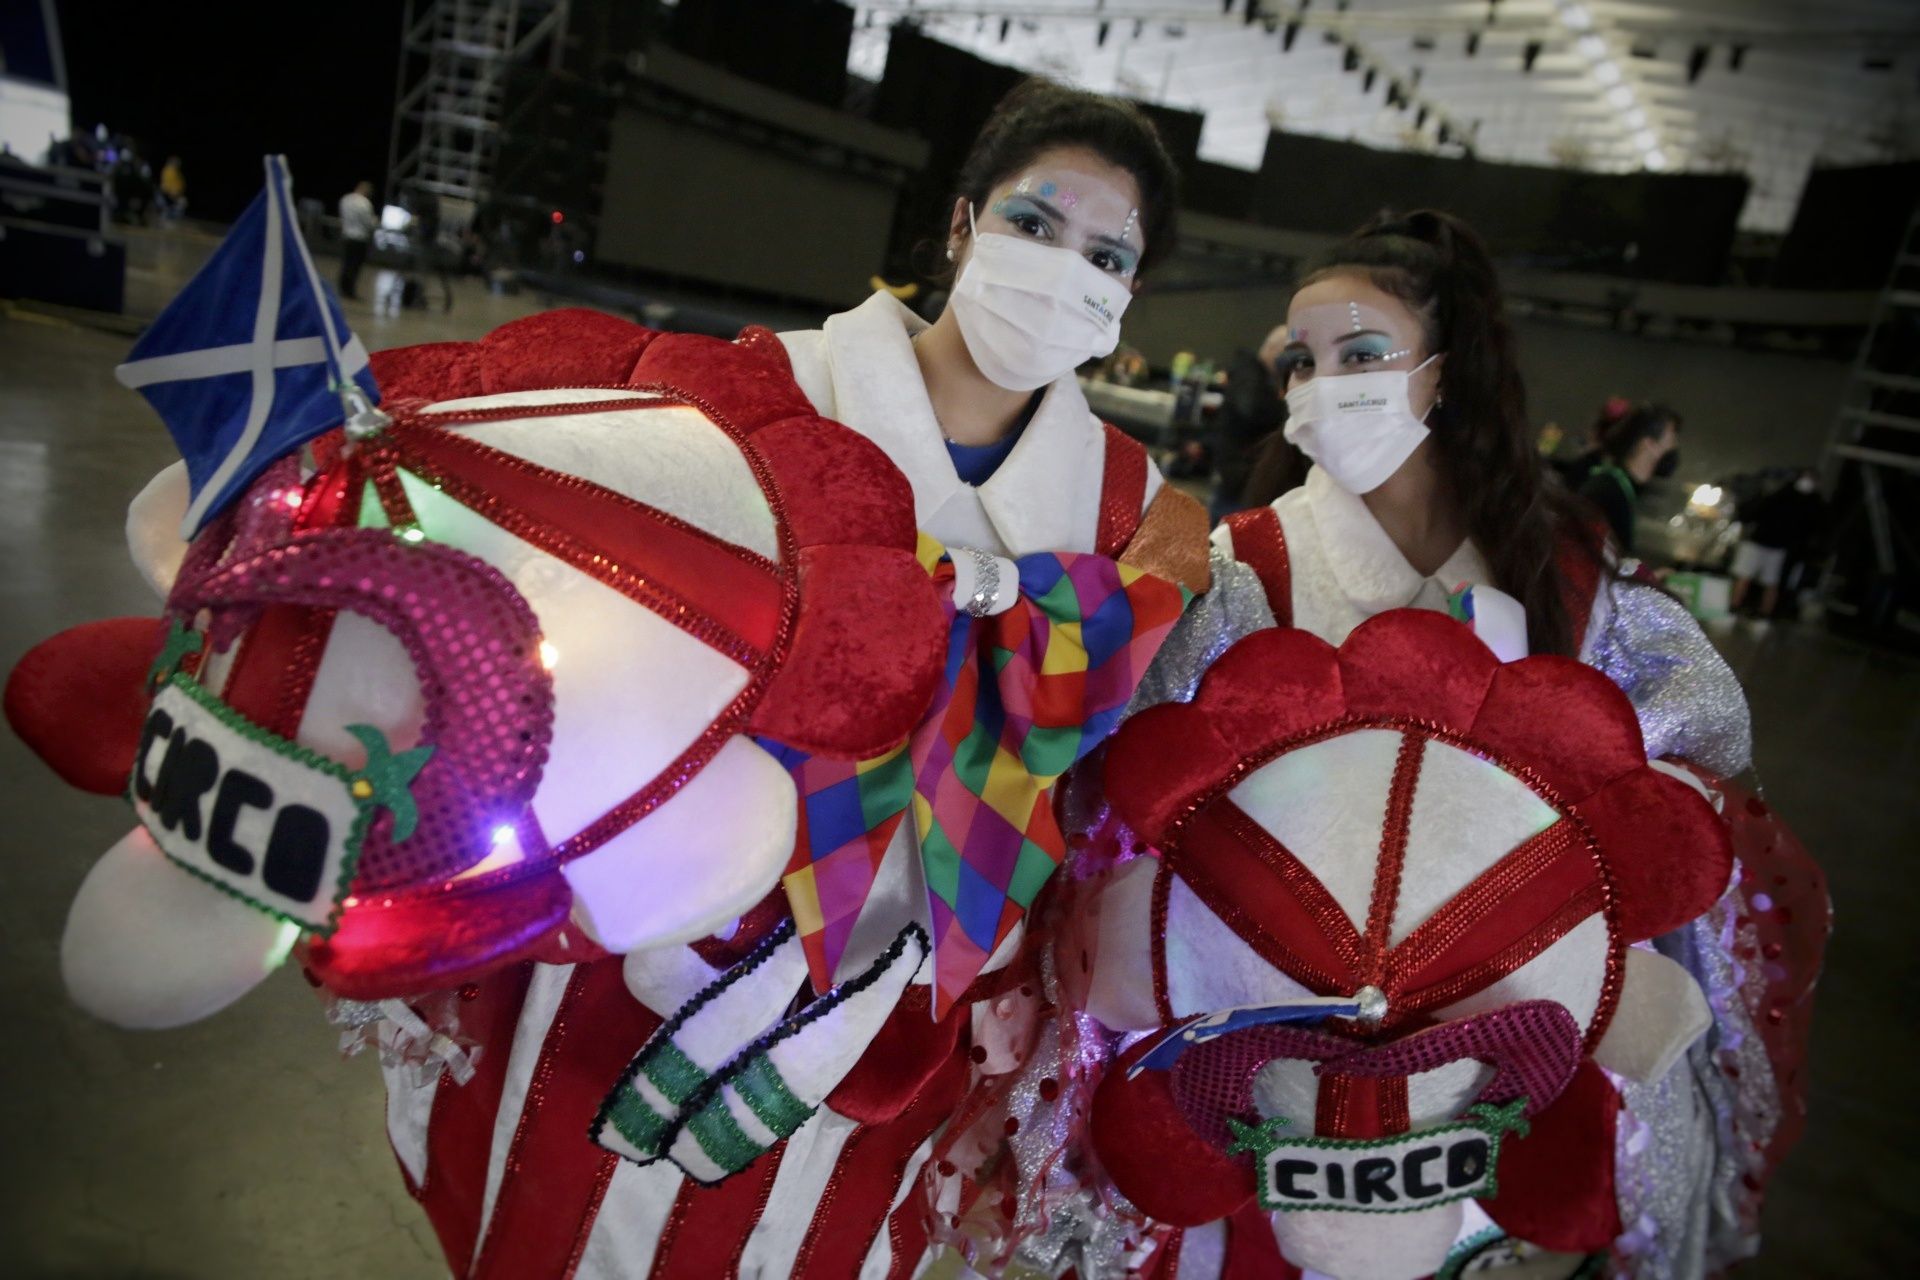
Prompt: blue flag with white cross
<box><xmin>115</xmin><ymin>154</ymin><xmax>379</xmax><ymax>537</ymax></box>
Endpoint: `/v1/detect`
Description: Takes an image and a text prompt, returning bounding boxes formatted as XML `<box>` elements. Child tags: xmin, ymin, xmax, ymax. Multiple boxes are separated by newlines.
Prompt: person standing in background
<box><xmin>1577</xmin><ymin>402</ymin><xmax>1682</xmax><ymax>555</ymax></box>
<box><xmin>409</xmin><ymin>189</ymin><xmax>454</xmax><ymax>313</ymax></box>
<box><xmin>157</xmin><ymin>156</ymin><xmax>186</xmax><ymax>221</ymax></box>
<box><xmin>1731</xmin><ymin>469</ymin><xmax>1826</xmax><ymax>619</ymax></box>
<box><xmin>336</xmin><ymin>180</ymin><xmax>376</xmax><ymax>301</ymax></box>
<box><xmin>1205</xmin><ymin>324</ymin><xmax>1286</xmax><ymax>521</ymax></box>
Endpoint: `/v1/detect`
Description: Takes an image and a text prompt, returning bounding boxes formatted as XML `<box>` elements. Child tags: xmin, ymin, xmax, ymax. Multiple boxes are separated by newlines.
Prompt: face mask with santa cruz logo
<box><xmin>949</xmin><ymin>205</ymin><xmax>1132</xmax><ymax>393</ymax></box>
<box><xmin>1284</xmin><ymin>354</ymin><xmax>1443</xmax><ymax>495</ymax></box>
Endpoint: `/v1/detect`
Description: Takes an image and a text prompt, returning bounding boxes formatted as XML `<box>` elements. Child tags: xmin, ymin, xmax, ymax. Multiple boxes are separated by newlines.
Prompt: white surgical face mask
<box><xmin>1284</xmin><ymin>354</ymin><xmax>1441</xmax><ymax>495</ymax></box>
<box><xmin>948</xmin><ymin>206</ymin><xmax>1131</xmax><ymax>392</ymax></box>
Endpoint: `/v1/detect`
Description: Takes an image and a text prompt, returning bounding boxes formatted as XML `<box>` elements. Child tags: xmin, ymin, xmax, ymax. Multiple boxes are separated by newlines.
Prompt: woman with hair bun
<box><xmin>363</xmin><ymin>80</ymin><xmax>1235</xmax><ymax>1280</ymax></box>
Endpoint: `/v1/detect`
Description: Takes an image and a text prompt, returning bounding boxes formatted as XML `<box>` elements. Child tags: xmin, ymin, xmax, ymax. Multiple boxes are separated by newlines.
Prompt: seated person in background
<box><xmin>1577</xmin><ymin>402</ymin><xmax>1682</xmax><ymax>555</ymax></box>
<box><xmin>1553</xmin><ymin>394</ymin><xmax>1632</xmax><ymax>488</ymax></box>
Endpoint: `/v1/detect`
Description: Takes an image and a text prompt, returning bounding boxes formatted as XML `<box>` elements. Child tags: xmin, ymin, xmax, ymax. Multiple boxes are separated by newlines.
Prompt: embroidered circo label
<box><xmin>1231</xmin><ymin>1098</ymin><xmax>1529</xmax><ymax>1215</ymax></box>
<box><xmin>130</xmin><ymin>671</ymin><xmax>430</xmax><ymax>936</ymax></box>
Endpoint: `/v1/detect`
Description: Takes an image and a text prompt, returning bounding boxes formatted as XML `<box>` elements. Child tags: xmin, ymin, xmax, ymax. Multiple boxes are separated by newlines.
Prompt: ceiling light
<box><xmin>1633</xmin><ymin>128</ymin><xmax>1659</xmax><ymax>150</ymax></box>
<box><xmin>1646</xmin><ymin>149</ymin><xmax>1670</xmax><ymax>169</ymax></box>
<box><xmin>1606</xmin><ymin>85</ymin><xmax>1633</xmax><ymax>107</ymax></box>
<box><xmin>1576</xmin><ymin>34</ymin><xmax>1606</xmax><ymax>59</ymax></box>
<box><xmin>1593</xmin><ymin>59</ymin><xmax>1621</xmax><ymax>84</ymax></box>
<box><xmin>1559</xmin><ymin>4</ymin><xmax>1594</xmax><ymax>32</ymax></box>
<box><xmin>1624</xmin><ymin>108</ymin><xmax>1648</xmax><ymax>129</ymax></box>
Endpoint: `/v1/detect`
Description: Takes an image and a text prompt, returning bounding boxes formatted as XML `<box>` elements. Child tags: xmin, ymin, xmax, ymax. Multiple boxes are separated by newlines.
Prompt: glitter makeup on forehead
<box><xmin>1290</xmin><ymin>299</ymin><xmax>1420</xmax><ymax>349</ymax></box>
<box><xmin>991</xmin><ymin>174</ymin><xmax>1142</xmax><ymax>259</ymax></box>
<box><xmin>999</xmin><ymin>174</ymin><xmax>1085</xmax><ymax>216</ymax></box>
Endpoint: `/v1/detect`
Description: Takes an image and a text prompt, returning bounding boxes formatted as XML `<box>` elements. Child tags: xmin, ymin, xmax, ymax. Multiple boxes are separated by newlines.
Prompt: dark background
<box><xmin>55</xmin><ymin>0</ymin><xmax>401</xmax><ymax>219</ymax></box>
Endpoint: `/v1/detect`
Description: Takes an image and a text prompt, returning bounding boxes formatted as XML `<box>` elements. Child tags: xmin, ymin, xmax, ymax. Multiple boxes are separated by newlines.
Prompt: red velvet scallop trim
<box><xmin>1103</xmin><ymin>609</ymin><xmax>1722</xmax><ymax>944</ymax></box>
<box><xmin>475</xmin><ymin>308</ymin><xmax>661</xmax><ymax>393</ymax></box>
<box><xmin>628</xmin><ymin>326</ymin><xmax>817</xmax><ymax>431</ymax></box>
<box><xmin>1572</xmin><ymin>765</ymin><xmax>1734</xmax><ymax>940</ymax></box>
<box><xmin>750</xmin><ymin>415</ymin><xmax>920</xmax><ymax>553</ymax></box>
<box><xmin>747</xmin><ymin>543</ymin><xmax>947</xmax><ymax>757</ymax></box>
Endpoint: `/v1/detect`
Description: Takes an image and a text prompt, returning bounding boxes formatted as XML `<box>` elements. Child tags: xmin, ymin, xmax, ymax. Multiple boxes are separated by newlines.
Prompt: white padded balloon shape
<box><xmin>564</xmin><ymin>734</ymin><xmax>797</xmax><ymax>953</ymax></box>
<box><xmin>62</xmin><ymin>826</ymin><xmax>290</xmax><ymax>1029</ymax></box>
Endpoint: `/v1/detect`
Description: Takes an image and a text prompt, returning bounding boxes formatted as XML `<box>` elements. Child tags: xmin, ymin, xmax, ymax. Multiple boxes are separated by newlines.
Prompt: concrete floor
<box><xmin>2</xmin><ymin>229</ymin><xmax>1916</xmax><ymax>1276</ymax></box>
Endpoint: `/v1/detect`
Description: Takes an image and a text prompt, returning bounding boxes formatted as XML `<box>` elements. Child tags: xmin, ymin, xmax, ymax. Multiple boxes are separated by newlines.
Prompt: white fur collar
<box><xmin>807</xmin><ymin>291</ymin><xmax>1114</xmax><ymax>555</ymax></box>
<box><xmin>1304</xmin><ymin>466</ymin><xmax>1493</xmax><ymax>613</ymax></box>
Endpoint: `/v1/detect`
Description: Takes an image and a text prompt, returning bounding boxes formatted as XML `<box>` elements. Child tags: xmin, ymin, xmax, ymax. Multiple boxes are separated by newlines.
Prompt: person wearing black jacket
<box><xmin>1207</xmin><ymin>326</ymin><xmax>1287</xmax><ymax>521</ymax></box>
<box><xmin>1731</xmin><ymin>470</ymin><xmax>1826</xmax><ymax>617</ymax></box>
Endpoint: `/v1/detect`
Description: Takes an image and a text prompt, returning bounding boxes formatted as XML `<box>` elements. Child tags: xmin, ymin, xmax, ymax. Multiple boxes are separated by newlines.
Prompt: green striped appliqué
<box><xmin>642</xmin><ymin>1040</ymin><xmax>705</xmax><ymax>1107</ymax></box>
<box><xmin>732</xmin><ymin>1055</ymin><xmax>814</xmax><ymax>1137</ymax></box>
<box><xmin>684</xmin><ymin>1096</ymin><xmax>764</xmax><ymax>1174</ymax></box>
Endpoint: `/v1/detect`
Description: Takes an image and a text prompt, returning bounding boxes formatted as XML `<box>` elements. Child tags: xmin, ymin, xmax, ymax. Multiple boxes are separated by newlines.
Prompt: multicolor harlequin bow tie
<box><xmin>771</xmin><ymin>537</ymin><xmax>1190</xmax><ymax>1015</ymax></box>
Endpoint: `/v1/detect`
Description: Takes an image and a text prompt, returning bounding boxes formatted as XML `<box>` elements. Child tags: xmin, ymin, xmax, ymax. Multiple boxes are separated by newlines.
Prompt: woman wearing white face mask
<box><xmin>1193</xmin><ymin>211</ymin><xmax>1821</xmax><ymax>1278</ymax></box>
<box><xmin>778</xmin><ymin>81</ymin><xmax>1212</xmax><ymax>573</ymax></box>
<box><xmin>1226</xmin><ymin>211</ymin><xmax>1727</xmax><ymax>684</ymax></box>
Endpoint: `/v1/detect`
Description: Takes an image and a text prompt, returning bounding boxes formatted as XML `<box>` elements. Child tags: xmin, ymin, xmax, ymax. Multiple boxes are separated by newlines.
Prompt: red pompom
<box><xmin>1479</xmin><ymin>1058</ymin><xmax>1622</xmax><ymax>1251</ymax></box>
<box><xmin>5</xmin><ymin>617</ymin><xmax>165</xmax><ymax>795</ymax></box>
<box><xmin>1089</xmin><ymin>1038</ymin><xmax>1257</xmax><ymax>1227</ymax></box>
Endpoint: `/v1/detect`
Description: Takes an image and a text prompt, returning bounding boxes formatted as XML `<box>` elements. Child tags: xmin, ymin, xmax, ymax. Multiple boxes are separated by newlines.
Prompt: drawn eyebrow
<box><xmin>1009</xmin><ymin>194</ymin><xmax>1067</xmax><ymax>222</ymax></box>
<box><xmin>1284</xmin><ymin>328</ymin><xmax>1396</xmax><ymax>349</ymax></box>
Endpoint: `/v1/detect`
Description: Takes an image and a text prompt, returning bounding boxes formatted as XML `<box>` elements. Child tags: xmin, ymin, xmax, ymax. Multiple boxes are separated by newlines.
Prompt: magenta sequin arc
<box><xmin>168</xmin><ymin>520</ymin><xmax>557</xmax><ymax>891</ymax></box>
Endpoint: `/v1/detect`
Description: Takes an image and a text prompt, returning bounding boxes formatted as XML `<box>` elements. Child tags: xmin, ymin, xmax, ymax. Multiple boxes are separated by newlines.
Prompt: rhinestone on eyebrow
<box><xmin>1349</xmin><ymin>302</ymin><xmax>1364</xmax><ymax>332</ymax></box>
<box><xmin>1120</xmin><ymin>207</ymin><xmax>1139</xmax><ymax>241</ymax></box>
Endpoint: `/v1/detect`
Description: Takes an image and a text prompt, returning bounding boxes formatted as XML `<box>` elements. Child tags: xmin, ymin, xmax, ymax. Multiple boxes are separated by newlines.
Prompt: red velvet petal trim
<box><xmin>749</xmin><ymin>544</ymin><xmax>946</xmax><ymax>757</ymax></box>
<box><xmin>1090</xmin><ymin>1037</ymin><xmax>1258</xmax><ymax>1227</ymax></box>
<box><xmin>1101</xmin><ymin>701</ymin><xmax>1240</xmax><ymax>844</ymax></box>
<box><xmin>734</xmin><ymin>324</ymin><xmax>796</xmax><ymax>377</ymax></box>
<box><xmin>5</xmin><ymin>617</ymin><xmax>165</xmax><ymax>795</ymax></box>
<box><xmin>1470</xmin><ymin>656</ymin><xmax>1647</xmax><ymax>803</ymax></box>
<box><xmin>1194</xmin><ymin>626</ymin><xmax>1347</xmax><ymax>759</ymax></box>
<box><xmin>1338</xmin><ymin>609</ymin><xmax>1500</xmax><ymax>732</ymax></box>
<box><xmin>1478</xmin><ymin>1058</ymin><xmax>1622</xmax><ymax>1252</ymax></box>
<box><xmin>752</xmin><ymin>415</ymin><xmax>920</xmax><ymax>553</ymax></box>
<box><xmin>369</xmin><ymin>341</ymin><xmax>487</xmax><ymax>406</ymax></box>
<box><xmin>1573</xmin><ymin>765</ymin><xmax>1733</xmax><ymax>941</ymax></box>
<box><xmin>628</xmin><ymin>329</ymin><xmax>816</xmax><ymax>432</ymax></box>
<box><xmin>477</xmin><ymin>309</ymin><xmax>659</xmax><ymax>393</ymax></box>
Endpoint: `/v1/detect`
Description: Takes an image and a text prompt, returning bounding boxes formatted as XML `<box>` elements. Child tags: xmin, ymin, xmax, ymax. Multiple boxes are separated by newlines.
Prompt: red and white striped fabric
<box><xmin>383</xmin><ymin>951</ymin><xmax>973</xmax><ymax>1279</ymax></box>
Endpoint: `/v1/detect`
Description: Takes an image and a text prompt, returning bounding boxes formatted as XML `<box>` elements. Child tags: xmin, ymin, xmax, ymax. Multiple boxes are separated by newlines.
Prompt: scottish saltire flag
<box><xmin>777</xmin><ymin>546</ymin><xmax>1190</xmax><ymax>1015</ymax></box>
<box><xmin>116</xmin><ymin>155</ymin><xmax>377</xmax><ymax>537</ymax></box>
